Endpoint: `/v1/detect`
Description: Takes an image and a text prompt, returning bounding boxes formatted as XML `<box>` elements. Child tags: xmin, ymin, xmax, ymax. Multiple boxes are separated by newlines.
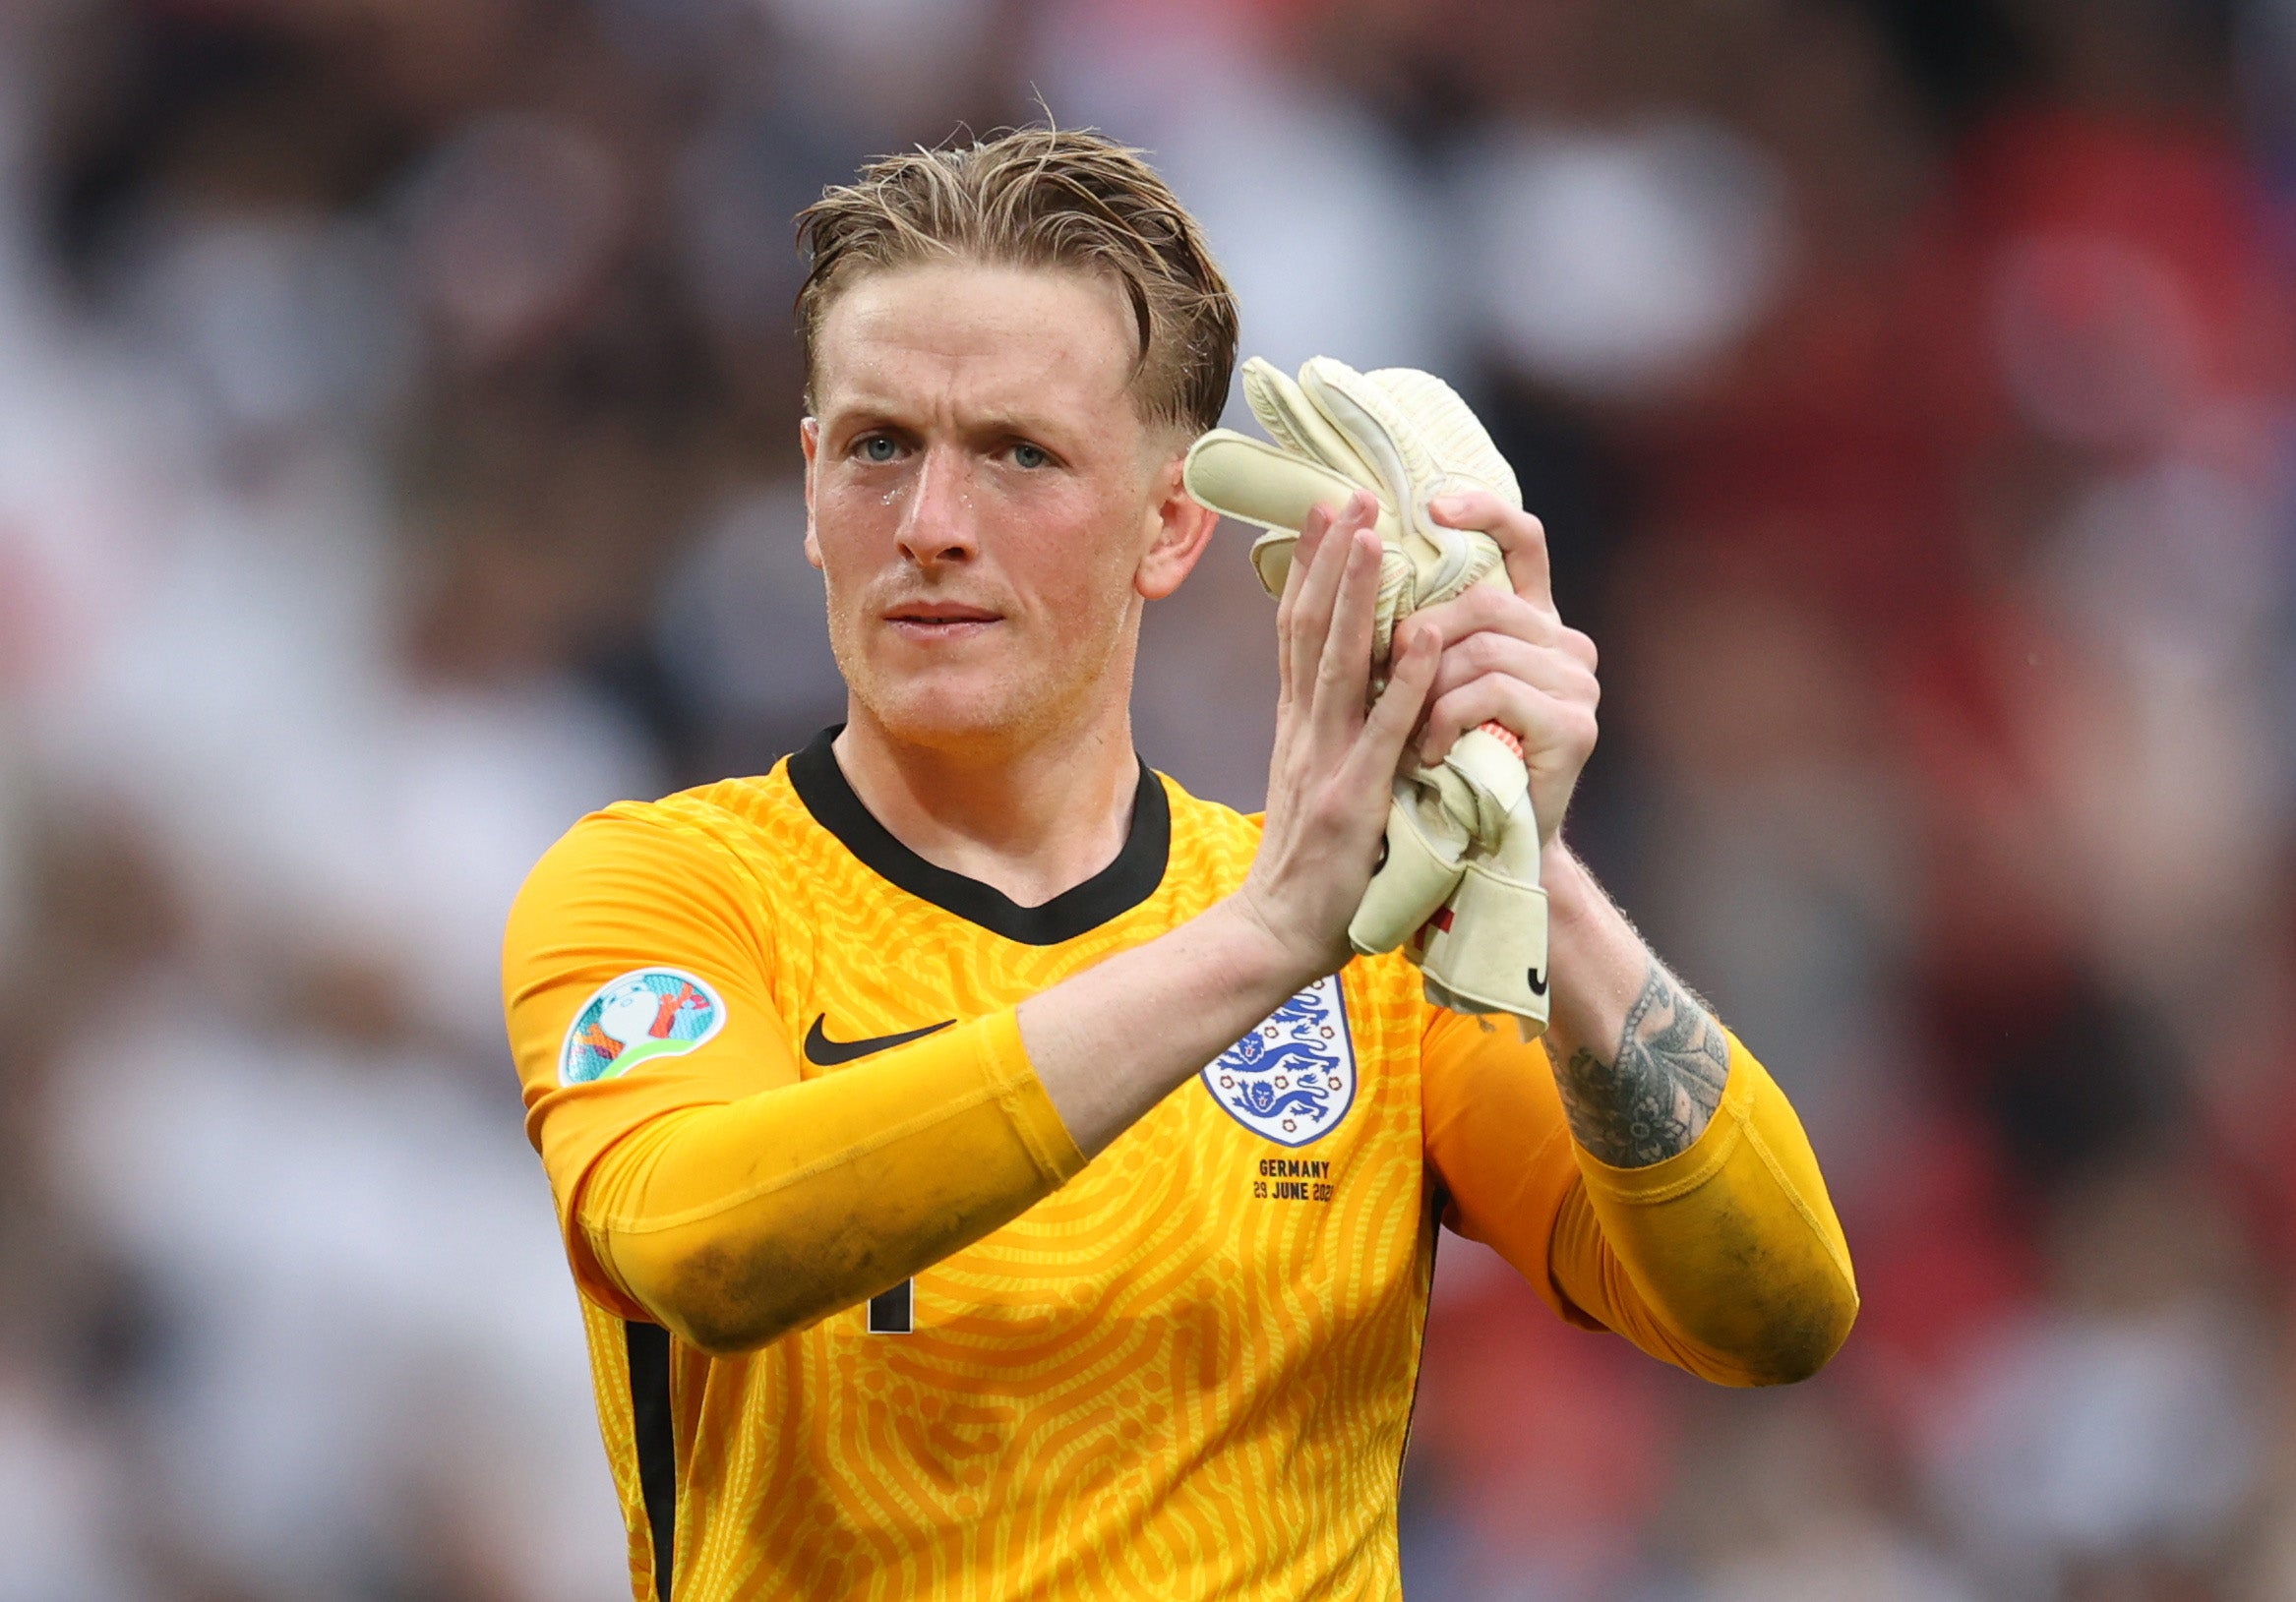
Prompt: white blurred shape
<box><xmin>386</xmin><ymin>681</ymin><xmax>664</xmax><ymax>1043</ymax></box>
<box><xmin>1641</xmin><ymin>765</ymin><xmax>1917</xmax><ymax>1163</ymax></box>
<box><xmin>0</xmin><ymin>1366</ymin><xmax>150</xmax><ymax>1602</ymax></box>
<box><xmin>760</xmin><ymin>0</ymin><xmax>994</xmax><ymax>129</ymax></box>
<box><xmin>54</xmin><ymin>994</ymin><xmax>629</xmax><ymax>1601</ymax></box>
<box><xmin>36</xmin><ymin>459</ymin><xmax>661</xmax><ymax>1053</ymax></box>
<box><xmin>2045</xmin><ymin>431</ymin><xmax>2282</xmax><ymax>686</ymax></box>
<box><xmin>1696</xmin><ymin>1521</ymin><xmax>1979</xmax><ymax>1602</ymax></box>
<box><xmin>676</xmin><ymin>124</ymin><xmax>806</xmax><ymax>338</ymax></box>
<box><xmin>1925</xmin><ymin>1304</ymin><xmax>2262</xmax><ymax>1573</ymax></box>
<box><xmin>1038</xmin><ymin>9</ymin><xmax>1451</xmax><ymax>390</ymax></box>
<box><xmin>2030</xmin><ymin>440</ymin><xmax>2292</xmax><ymax>1006</ymax></box>
<box><xmin>121</xmin><ymin>213</ymin><xmax>409</xmax><ymax>445</ymax></box>
<box><xmin>1169</xmin><ymin>87</ymin><xmax>1450</xmax><ymax>386</ymax></box>
<box><xmin>655</xmin><ymin>483</ymin><xmax>845</xmax><ymax>741</ymax></box>
<box><xmin>0</xmin><ymin>290</ymin><xmax>197</xmax><ymax>706</ymax></box>
<box><xmin>1991</xmin><ymin>233</ymin><xmax>2204</xmax><ymax>450</ymax></box>
<box><xmin>764</xmin><ymin>0</ymin><xmax>990</xmax><ymax>53</ymax></box>
<box><xmin>406</xmin><ymin>114</ymin><xmax>628</xmax><ymax>362</ymax></box>
<box><xmin>33</xmin><ymin>459</ymin><xmax>399</xmax><ymax>924</ymax></box>
<box><xmin>1452</xmin><ymin>119</ymin><xmax>1791</xmax><ymax>400</ymax></box>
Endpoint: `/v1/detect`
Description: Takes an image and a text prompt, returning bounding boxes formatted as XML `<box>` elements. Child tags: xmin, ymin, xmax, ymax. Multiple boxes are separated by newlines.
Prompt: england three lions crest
<box><xmin>1202</xmin><ymin>975</ymin><xmax>1357</xmax><ymax>1147</ymax></box>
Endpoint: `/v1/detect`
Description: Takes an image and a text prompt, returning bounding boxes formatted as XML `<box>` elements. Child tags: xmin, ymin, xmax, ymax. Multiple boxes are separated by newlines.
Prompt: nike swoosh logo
<box><xmin>803</xmin><ymin>1014</ymin><xmax>955</xmax><ymax>1066</ymax></box>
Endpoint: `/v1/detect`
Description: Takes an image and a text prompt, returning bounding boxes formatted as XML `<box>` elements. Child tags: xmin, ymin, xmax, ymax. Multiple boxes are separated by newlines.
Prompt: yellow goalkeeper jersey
<box><xmin>504</xmin><ymin>730</ymin><xmax>1851</xmax><ymax>1601</ymax></box>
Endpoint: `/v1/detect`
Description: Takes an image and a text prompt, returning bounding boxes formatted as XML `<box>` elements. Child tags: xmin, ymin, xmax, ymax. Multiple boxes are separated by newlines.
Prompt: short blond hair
<box><xmin>796</xmin><ymin>126</ymin><xmax>1239</xmax><ymax>437</ymax></box>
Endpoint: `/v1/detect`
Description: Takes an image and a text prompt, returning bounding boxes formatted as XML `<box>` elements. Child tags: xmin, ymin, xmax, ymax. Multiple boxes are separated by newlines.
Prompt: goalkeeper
<box><xmin>504</xmin><ymin>126</ymin><xmax>1855</xmax><ymax>1602</ymax></box>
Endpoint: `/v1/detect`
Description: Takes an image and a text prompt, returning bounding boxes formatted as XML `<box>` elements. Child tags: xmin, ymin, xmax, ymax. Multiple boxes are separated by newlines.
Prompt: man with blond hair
<box><xmin>504</xmin><ymin>126</ymin><xmax>1855</xmax><ymax>1601</ymax></box>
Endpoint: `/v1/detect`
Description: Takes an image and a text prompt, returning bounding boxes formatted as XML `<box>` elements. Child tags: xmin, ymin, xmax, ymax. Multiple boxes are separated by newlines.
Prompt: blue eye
<box><xmin>1012</xmin><ymin>442</ymin><xmax>1049</xmax><ymax>469</ymax></box>
<box><xmin>859</xmin><ymin>436</ymin><xmax>898</xmax><ymax>463</ymax></box>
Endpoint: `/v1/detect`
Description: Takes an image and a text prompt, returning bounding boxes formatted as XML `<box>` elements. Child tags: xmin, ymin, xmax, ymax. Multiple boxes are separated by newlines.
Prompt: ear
<box><xmin>1134</xmin><ymin>448</ymin><xmax>1221</xmax><ymax>601</ymax></box>
<box><xmin>800</xmin><ymin>417</ymin><xmax>824</xmax><ymax>571</ymax></box>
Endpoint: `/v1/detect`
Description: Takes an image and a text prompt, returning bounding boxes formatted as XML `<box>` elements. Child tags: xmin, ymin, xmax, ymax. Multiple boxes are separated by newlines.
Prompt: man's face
<box><xmin>803</xmin><ymin>262</ymin><xmax>1208</xmax><ymax>753</ymax></box>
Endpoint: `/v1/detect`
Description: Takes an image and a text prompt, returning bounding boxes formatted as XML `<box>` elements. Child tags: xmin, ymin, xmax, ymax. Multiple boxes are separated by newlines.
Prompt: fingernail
<box><xmin>1430</xmin><ymin>495</ymin><xmax>1465</xmax><ymax>519</ymax></box>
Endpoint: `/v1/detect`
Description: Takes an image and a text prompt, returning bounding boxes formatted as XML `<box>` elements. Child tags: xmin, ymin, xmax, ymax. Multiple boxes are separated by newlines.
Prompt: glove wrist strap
<box><xmin>1415</xmin><ymin>864</ymin><xmax>1550</xmax><ymax>1037</ymax></box>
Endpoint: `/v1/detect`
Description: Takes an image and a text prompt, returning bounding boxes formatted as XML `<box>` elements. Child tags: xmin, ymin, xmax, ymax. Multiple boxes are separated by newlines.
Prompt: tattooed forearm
<box><xmin>1551</xmin><ymin>959</ymin><xmax>1731</xmax><ymax>1167</ymax></box>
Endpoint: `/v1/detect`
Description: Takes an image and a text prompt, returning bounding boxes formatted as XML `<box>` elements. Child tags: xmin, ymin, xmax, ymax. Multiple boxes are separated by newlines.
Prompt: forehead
<box><xmin>811</xmin><ymin>261</ymin><xmax>1141</xmax><ymax>426</ymax></box>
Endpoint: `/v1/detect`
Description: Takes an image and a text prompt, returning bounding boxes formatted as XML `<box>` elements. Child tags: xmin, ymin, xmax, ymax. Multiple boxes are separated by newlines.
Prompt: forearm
<box><xmin>582</xmin><ymin>901</ymin><xmax>1310</xmax><ymax>1352</ymax></box>
<box><xmin>1424</xmin><ymin>964</ymin><xmax>1856</xmax><ymax>1386</ymax></box>
<box><xmin>579</xmin><ymin>1011</ymin><xmax>1083</xmax><ymax>1353</ymax></box>
<box><xmin>1538</xmin><ymin>844</ymin><xmax>1730</xmax><ymax>1166</ymax></box>
<box><xmin>1534</xmin><ymin>846</ymin><xmax>1855</xmax><ymax>1381</ymax></box>
<box><xmin>1018</xmin><ymin>899</ymin><xmax>1307</xmax><ymax>1155</ymax></box>
<box><xmin>1550</xmin><ymin>1043</ymin><xmax>1858</xmax><ymax>1385</ymax></box>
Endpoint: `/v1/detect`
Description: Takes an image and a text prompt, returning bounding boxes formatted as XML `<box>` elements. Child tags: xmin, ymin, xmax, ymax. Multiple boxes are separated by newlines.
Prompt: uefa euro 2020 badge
<box><xmin>560</xmin><ymin>969</ymin><xmax>727</xmax><ymax>1085</ymax></box>
<box><xmin>1201</xmin><ymin>974</ymin><xmax>1357</xmax><ymax>1147</ymax></box>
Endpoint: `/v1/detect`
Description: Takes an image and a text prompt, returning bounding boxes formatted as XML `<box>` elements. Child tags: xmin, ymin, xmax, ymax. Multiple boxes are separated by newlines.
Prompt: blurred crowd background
<box><xmin>0</xmin><ymin>0</ymin><xmax>2292</xmax><ymax>1597</ymax></box>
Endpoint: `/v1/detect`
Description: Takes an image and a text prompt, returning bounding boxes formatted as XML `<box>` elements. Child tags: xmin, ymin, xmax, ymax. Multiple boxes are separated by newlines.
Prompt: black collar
<box><xmin>786</xmin><ymin>727</ymin><xmax>1171</xmax><ymax>945</ymax></box>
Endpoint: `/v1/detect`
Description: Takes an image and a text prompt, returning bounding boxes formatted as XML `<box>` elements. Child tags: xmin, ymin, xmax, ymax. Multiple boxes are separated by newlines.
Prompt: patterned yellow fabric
<box><xmin>502</xmin><ymin>735</ymin><xmax>1849</xmax><ymax>1601</ymax></box>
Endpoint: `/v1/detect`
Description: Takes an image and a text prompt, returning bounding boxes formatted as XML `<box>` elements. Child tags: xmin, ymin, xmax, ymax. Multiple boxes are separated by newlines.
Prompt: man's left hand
<box><xmin>1395</xmin><ymin>491</ymin><xmax>1600</xmax><ymax>851</ymax></box>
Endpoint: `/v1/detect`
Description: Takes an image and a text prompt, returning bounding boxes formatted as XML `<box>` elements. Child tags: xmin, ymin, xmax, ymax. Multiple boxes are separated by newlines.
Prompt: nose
<box><xmin>895</xmin><ymin>443</ymin><xmax>979</xmax><ymax>567</ymax></box>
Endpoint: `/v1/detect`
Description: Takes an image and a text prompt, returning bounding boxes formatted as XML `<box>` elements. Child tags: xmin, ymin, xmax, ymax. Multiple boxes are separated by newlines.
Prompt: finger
<box><xmin>1409</xmin><ymin>584</ymin><xmax>1596</xmax><ymax>669</ymax></box>
<box><xmin>1276</xmin><ymin>503</ymin><xmax>1334</xmax><ymax>639</ymax></box>
<box><xmin>1275</xmin><ymin>503</ymin><xmax>1335</xmax><ymax>705</ymax></box>
<box><xmin>1311</xmin><ymin>527</ymin><xmax>1383</xmax><ymax>742</ymax></box>
<box><xmin>1420</xmin><ymin>671</ymin><xmax>1558</xmax><ymax>765</ymax></box>
<box><xmin>1324</xmin><ymin>487</ymin><xmax>1380</xmax><ymax>547</ymax></box>
<box><xmin>1427</xmin><ymin>632</ymin><xmax>1600</xmax><ymax>705</ymax></box>
<box><xmin>1420</xmin><ymin>674</ymin><xmax>1599</xmax><ymax>768</ymax></box>
<box><xmin>1285</xmin><ymin>503</ymin><xmax>1357</xmax><ymax>709</ymax></box>
<box><xmin>1356</xmin><ymin>621</ymin><xmax>1440</xmax><ymax>781</ymax></box>
<box><xmin>1431</xmin><ymin>492</ymin><xmax>1554</xmax><ymax>618</ymax></box>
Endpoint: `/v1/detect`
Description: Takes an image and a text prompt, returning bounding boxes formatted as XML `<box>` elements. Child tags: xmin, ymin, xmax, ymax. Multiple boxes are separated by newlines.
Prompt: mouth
<box><xmin>882</xmin><ymin>600</ymin><xmax>1001</xmax><ymax>641</ymax></box>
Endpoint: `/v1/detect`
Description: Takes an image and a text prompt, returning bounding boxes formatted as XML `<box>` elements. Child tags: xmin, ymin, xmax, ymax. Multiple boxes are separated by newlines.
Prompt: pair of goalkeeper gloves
<box><xmin>1185</xmin><ymin>357</ymin><xmax>1551</xmax><ymax>1038</ymax></box>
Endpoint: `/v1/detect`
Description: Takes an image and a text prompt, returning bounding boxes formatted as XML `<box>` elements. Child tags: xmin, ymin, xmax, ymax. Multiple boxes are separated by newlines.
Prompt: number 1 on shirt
<box><xmin>867</xmin><ymin>1279</ymin><xmax>913</xmax><ymax>1335</ymax></box>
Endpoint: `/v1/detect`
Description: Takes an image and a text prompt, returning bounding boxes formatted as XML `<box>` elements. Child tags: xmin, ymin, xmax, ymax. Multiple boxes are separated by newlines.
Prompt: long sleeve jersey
<box><xmin>503</xmin><ymin>730</ymin><xmax>1856</xmax><ymax>1602</ymax></box>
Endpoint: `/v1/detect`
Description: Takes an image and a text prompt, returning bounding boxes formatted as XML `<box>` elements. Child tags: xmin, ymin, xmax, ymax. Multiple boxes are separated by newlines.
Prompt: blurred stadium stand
<box><xmin>2</xmin><ymin>0</ymin><xmax>2294</xmax><ymax>1597</ymax></box>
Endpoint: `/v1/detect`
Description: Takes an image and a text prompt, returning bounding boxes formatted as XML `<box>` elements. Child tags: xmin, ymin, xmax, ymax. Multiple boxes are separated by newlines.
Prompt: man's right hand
<box><xmin>1016</xmin><ymin>489</ymin><xmax>1433</xmax><ymax>1158</ymax></box>
<box><xmin>1231</xmin><ymin>489</ymin><xmax>1440</xmax><ymax>985</ymax></box>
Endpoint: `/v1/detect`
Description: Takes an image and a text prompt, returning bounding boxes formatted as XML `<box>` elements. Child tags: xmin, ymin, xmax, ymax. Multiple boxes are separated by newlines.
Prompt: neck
<box><xmin>832</xmin><ymin>698</ymin><xmax>1143</xmax><ymax>910</ymax></box>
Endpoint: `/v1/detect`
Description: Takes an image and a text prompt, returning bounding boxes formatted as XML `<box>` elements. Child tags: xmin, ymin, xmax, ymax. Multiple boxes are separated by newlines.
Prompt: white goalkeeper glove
<box><xmin>1185</xmin><ymin>356</ymin><xmax>1550</xmax><ymax>1036</ymax></box>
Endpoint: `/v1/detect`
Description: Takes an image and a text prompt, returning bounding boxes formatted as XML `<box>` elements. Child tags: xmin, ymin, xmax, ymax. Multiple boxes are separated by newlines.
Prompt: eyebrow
<box><xmin>826</xmin><ymin>398</ymin><xmax>1081</xmax><ymax>446</ymax></box>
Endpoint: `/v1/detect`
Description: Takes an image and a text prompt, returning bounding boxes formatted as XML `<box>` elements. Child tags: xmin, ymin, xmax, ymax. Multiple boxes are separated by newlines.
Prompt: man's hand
<box><xmin>1017</xmin><ymin>488</ymin><xmax>1434</xmax><ymax>1158</ymax></box>
<box><xmin>1234</xmin><ymin>490</ymin><xmax>1439</xmax><ymax>979</ymax></box>
<box><xmin>1404</xmin><ymin>491</ymin><xmax>1601</xmax><ymax>854</ymax></box>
